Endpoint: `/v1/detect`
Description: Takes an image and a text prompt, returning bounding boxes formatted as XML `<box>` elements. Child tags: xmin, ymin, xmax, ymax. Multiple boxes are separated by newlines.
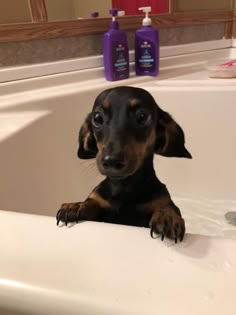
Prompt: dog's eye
<box><xmin>92</xmin><ymin>112</ymin><xmax>104</xmax><ymax>128</ymax></box>
<box><xmin>136</xmin><ymin>111</ymin><xmax>149</xmax><ymax>126</ymax></box>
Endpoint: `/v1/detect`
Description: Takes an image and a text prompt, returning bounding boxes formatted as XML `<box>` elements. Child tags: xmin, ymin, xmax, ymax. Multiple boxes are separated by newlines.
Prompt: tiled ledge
<box><xmin>0</xmin><ymin>23</ymin><xmax>226</xmax><ymax>68</ymax></box>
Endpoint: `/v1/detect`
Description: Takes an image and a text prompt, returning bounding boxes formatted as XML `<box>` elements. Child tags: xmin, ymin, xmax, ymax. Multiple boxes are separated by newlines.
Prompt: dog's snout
<box><xmin>102</xmin><ymin>154</ymin><xmax>126</xmax><ymax>171</ymax></box>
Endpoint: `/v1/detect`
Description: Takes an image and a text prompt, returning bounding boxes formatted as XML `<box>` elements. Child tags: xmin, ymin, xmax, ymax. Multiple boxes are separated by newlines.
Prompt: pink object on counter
<box><xmin>219</xmin><ymin>60</ymin><xmax>236</xmax><ymax>67</ymax></box>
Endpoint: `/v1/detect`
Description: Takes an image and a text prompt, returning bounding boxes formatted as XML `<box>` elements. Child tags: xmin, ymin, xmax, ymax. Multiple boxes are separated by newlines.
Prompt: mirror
<box><xmin>176</xmin><ymin>0</ymin><xmax>233</xmax><ymax>11</ymax></box>
<box><xmin>0</xmin><ymin>0</ymin><xmax>31</xmax><ymax>23</ymax></box>
<box><xmin>44</xmin><ymin>0</ymin><xmax>169</xmax><ymax>20</ymax></box>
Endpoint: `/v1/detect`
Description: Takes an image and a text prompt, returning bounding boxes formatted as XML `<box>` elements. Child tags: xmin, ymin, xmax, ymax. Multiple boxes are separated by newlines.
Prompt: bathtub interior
<box><xmin>0</xmin><ymin>86</ymin><xmax>236</xmax><ymax>238</ymax></box>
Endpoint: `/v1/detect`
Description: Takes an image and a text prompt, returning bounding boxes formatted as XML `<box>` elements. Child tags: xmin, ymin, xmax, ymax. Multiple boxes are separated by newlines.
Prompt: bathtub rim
<box><xmin>1</xmin><ymin>209</ymin><xmax>236</xmax><ymax>315</ymax></box>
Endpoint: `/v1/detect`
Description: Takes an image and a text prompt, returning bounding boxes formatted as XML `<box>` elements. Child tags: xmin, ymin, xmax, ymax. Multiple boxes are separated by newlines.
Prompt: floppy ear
<box><xmin>77</xmin><ymin>113</ymin><xmax>98</xmax><ymax>159</ymax></box>
<box><xmin>155</xmin><ymin>107</ymin><xmax>192</xmax><ymax>159</ymax></box>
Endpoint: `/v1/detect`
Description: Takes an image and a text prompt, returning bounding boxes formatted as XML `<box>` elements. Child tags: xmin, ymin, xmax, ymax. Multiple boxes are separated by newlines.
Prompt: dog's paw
<box><xmin>56</xmin><ymin>202</ymin><xmax>83</xmax><ymax>226</ymax></box>
<box><xmin>149</xmin><ymin>210</ymin><xmax>185</xmax><ymax>243</ymax></box>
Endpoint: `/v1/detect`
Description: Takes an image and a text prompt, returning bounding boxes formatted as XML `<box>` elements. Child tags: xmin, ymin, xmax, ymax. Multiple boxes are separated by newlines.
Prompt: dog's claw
<box><xmin>161</xmin><ymin>232</ymin><xmax>165</xmax><ymax>241</ymax></box>
<box><xmin>76</xmin><ymin>209</ymin><xmax>80</xmax><ymax>223</ymax></box>
<box><xmin>174</xmin><ymin>224</ymin><xmax>178</xmax><ymax>243</ymax></box>
<box><xmin>65</xmin><ymin>212</ymin><xmax>68</xmax><ymax>226</ymax></box>
<box><xmin>56</xmin><ymin>210</ymin><xmax>61</xmax><ymax>226</ymax></box>
<box><xmin>150</xmin><ymin>228</ymin><xmax>154</xmax><ymax>239</ymax></box>
<box><xmin>161</xmin><ymin>225</ymin><xmax>167</xmax><ymax>241</ymax></box>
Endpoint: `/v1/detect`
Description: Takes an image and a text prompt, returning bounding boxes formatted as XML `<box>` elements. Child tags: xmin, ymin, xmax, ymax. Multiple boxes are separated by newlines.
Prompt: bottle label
<box><xmin>112</xmin><ymin>42</ymin><xmax>129</xmax><ymax>79</ymax></box>
<box><xmin>137</xmin><ymin>40</ymin><xmax>156</xmax><ymax>72</ymax></box>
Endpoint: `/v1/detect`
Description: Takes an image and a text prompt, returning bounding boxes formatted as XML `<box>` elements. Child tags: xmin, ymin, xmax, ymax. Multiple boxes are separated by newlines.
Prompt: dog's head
<box><xmin>78</xmin><ymin>86</ymin><xmax>191</xmax><ymax>179</ymax></box>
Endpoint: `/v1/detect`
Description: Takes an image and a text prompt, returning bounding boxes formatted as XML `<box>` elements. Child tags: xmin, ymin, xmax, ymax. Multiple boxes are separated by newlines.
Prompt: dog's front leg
<box><xmin>56</xmin><ymin>191</ymin><xmax>110</xmax><ymax>226</ymax></box>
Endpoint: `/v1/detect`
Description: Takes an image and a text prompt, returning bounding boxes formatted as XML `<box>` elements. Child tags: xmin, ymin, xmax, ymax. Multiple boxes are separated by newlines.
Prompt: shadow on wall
<box><xmin>0</xmin><ymin>90</ymin><xmax>104</xmax><ymax>217</ymax></box>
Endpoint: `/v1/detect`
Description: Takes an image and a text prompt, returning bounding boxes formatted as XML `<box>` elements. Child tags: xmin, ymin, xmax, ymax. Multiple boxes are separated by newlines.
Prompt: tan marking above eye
<box><xmin>130</xmin><ymin>98</ymin><xmax>140</xmax><ymax>107</ymax></box>
<box><xmin>102</xmin><ymin>100</ymin><xmax>110</xmax><ymax>109</ymax></box>
<box><xmin>89</xmin><ymin>191</ymin><xmax>111</xmax><ymax>208</ymax></box>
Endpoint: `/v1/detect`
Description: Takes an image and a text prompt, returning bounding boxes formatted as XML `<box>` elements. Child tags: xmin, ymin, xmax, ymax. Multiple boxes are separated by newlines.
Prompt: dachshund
<box><xmin>56</xmin><ymin>86</ymin><xmax>192</xmax><ymax>243</ymax></box>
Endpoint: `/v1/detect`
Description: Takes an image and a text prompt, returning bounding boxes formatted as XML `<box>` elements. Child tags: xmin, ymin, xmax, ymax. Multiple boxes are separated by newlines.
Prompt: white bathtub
<box><xmin>0</xmin><ymin>47</ymin><xmax>236</xmax><ymax>315</ymax></box>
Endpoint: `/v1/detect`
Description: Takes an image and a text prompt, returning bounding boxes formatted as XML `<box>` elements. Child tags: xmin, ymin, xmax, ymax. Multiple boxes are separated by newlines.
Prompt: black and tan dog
<box><xmin>56</xmin><ymin>86</ymin><xmax>192</xmax><ymax>243</ymax></box>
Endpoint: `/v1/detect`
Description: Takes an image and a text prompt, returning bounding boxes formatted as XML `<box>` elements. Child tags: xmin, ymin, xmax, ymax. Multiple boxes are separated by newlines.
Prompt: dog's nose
<box><xmin>102</xmin><ymin>154</ymin><xmax>126</xmax><ymax>171</ymax></box>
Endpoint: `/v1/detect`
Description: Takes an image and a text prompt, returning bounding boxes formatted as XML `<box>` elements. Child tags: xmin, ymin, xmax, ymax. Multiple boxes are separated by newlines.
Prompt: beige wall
<box><xmin>0</xmin><ymin>0</ymin><xmax>30</xmax><ymax>23</ymax></box>
<box><xmin>177</xmin><ymin>0</ymin><xmax>233</xmax><ymax>11</ymax></box>
<box><xmin>45</xmin><ymin>0</ymin><xmax>76</xmax><ymax>21</ymax></box>
<box><xmin>74</xmin><ymin>0</ymin><xmax>111</xmax><ymax>18</ymax></box>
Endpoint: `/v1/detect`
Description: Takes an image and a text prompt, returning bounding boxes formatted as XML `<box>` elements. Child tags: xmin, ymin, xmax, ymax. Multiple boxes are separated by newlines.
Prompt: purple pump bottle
<box><xmin>135</xmin><ymin>7</ymin><xmax>159</xmax><ymax>76</ymax></box>
<box><xmin>103</xmin><ymin>9</ymin><xmax>129</xmax><ymax>81</ymax></box>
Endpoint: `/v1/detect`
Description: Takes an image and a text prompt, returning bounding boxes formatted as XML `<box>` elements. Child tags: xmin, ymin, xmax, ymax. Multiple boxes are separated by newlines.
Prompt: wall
<box><xmin>0</xmin><ymin>0</ymin><xmax>30</xmax><ymax>23</ymax></box>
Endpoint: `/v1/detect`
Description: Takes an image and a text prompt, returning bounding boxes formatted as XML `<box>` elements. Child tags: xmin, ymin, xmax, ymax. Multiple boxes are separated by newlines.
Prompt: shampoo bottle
<box><xmin>135</xmin><ymin>7</ymin><xmax>159</xmax><ymax>76</ymax></box>
<box><xmin>103</xmin><ymin>9</ymin><xmax>129</xmax><ymax>81</ymax></box>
